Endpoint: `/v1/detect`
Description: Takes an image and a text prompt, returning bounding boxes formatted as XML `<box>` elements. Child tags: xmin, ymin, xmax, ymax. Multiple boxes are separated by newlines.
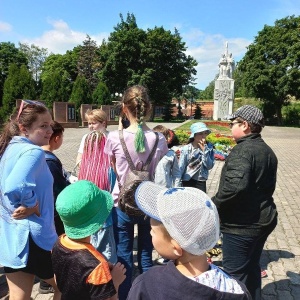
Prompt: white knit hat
<box><xmin>135</xmin><ymin>182</ymin><xmax>220</xmax><ymax>255</ymax></box>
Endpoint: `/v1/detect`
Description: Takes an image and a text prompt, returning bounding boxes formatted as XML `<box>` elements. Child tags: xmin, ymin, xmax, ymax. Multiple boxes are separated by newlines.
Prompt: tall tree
<box><xmin>99</xmin><ymin>13</ymin><xmax>146</xmax><ymax>93</ymax></box>
<box><xmin>41</xmin><ymin>70</ymin><xmax>71</xmax><ymax>107</ymax></box>
<box><xmin>238</xmin><ymin>15</ymin><xmax>300</xmax><ymax>124</ymax></box>
<box><xmin>69</xmin><ymin>74</ymin><xmax>91</xmax><ymax>109</ymax></box>
<box><xmin>1</xmin><ymin>64</ymin><xmax>35</xmax><ymax>119</ymax></box>
<box><xmin>19</xmin><ymin>43</ymin><xmax>49</xmax><ymax>82</ymax></box>
<box><xmin>141</xmin><ymin>27</ymin><xmax>197</xmax><ymax>106</ymax></box>
<box><xmin>92</xmin><ymin>82</ymin><xmax>111</xmax><ymax>105</ymax></box>
<box><xmin>77</xmin><ymin>35</ymin><xmax>101</xmax><ymax>94</ymax></box>
<box><xmin>194</xmin><ymin>104</ymin><xmax>202</xmax><ymax>119</ymax></box>
<box><xmin>0</xmin><ymin>42</ymin><xmax>27</xmax><ymax>105</ymax></box>
<box><xmin>99</xmin><ymin>13</ymin><xmax>197</xmax><ymax>115</ymax></box>
<box><xmin>199</xmin><ymin>77</ymin><xmax>217</xmax><ymax>100</ymax></box>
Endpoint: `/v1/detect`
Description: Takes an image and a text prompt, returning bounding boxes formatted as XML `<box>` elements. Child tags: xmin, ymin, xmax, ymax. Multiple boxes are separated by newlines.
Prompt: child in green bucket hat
<box><xmin>51</xmin><ymin>180</ymin><xmax>126</xmax><ymax>300</ymax></box>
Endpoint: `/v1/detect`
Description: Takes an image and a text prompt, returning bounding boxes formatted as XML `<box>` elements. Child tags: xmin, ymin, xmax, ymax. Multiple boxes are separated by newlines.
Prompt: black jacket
<box><xmin>127</xmin><ymin>261</ymin><xmax>252</xmax><ymax>300</ymax></box>
<box><xmin>44</xmin><ymin>150</ymin><xmax>70</xmax><ymax>235</ymax></box>
<box><xmin>212</xmin><ymin>133</ymin><xmax>278</xmax><ymax>236</ymax></box>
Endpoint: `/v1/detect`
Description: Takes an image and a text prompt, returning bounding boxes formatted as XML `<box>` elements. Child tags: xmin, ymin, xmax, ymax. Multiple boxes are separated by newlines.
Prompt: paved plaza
<box><xmin>1</xmin><ymin>123</ymin><xmax>300</xmax><ymax>299</ymax></box>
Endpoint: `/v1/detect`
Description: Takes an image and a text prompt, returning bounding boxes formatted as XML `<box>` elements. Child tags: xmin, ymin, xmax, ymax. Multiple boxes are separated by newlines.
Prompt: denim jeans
<box><xmin>91</xmin><ymin>225</ymin><xmax>117</xmax><ymax>264</ymax></box>
<box><xmin>222</xmin><ymin>221</ymin><xmax>276</xmax><ymax>300</ymax></box>
<box><xmin>113</xmin><ymin>207</ymin><xmax>153</xmax><ymax>300</ymax></box>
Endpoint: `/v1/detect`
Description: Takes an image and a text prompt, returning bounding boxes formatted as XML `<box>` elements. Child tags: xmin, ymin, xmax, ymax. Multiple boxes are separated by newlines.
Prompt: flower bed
<box><xmin>173</xmin><ymin>129</ymin><xmax>236</xmax><ymax>161</ymax></box>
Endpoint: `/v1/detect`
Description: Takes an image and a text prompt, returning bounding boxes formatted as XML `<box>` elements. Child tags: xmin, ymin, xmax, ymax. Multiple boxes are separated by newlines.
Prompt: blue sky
<box><xmin>1</xmin><ymin>0</ymin><xmax>299</xmax><ymax>89</ymax></box>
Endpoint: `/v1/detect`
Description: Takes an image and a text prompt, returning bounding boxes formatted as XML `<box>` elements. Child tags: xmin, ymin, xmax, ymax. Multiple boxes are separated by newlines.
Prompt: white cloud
<box><xmin>18</xmin><ymin>19</ymin><xmax>253</xmax><ymax>89</ymax></box>
<box><xmin>184</xmin><ymin>30</ymin><xmax>252</xmax><ymax>89</ymax></box>
<box><xmin>20</xmin><ymin>19</ymin><xmax>109</xmax><ymax>54</ymax></box>
<box><xmin>0</xmin><ymin>21</ymin><xmax>12</xmax><ymax>32</ymax></box>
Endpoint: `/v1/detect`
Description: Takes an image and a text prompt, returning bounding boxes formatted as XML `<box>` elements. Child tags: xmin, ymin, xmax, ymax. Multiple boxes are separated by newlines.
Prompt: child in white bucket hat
<box><xmin>178</xmin><ymin>122</ymin><xmax>214</xmax><ymax>193</ymax></box>
<box><xmin>127</xmin><ymin>182</ymin><xmax>251</xmax><ymax>300</ymax></box>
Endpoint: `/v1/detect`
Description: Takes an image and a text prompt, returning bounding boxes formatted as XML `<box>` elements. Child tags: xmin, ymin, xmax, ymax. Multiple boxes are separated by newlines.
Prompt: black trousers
<box><xmin>182</xmin><ymin>178</ymin><xmax>207</xmax><ymax>193</ymax></box>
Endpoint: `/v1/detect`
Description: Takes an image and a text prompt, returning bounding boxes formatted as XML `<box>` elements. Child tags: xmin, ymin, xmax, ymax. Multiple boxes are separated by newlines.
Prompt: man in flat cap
<box><xmin>212</xmin><ymin>105</ymin><xmax>278</xmax><ymax>300</ymax></box>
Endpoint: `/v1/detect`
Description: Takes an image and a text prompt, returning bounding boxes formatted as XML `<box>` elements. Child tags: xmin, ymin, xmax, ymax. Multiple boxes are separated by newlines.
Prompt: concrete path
<box><xmin>1</xmin><ymin>124</ymin><xmax>300</xmax><ymax>299</ymax></box>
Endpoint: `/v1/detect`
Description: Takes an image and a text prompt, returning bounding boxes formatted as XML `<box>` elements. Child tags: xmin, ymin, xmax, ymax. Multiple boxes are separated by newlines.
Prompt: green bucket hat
<box><xmin>56</xmin><ymin>180</ymin><xmax>113</xmax><ymax>239</ymax></box>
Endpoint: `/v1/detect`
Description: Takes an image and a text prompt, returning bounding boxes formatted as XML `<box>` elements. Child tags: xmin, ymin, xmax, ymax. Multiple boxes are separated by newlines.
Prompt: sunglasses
<box><xmin>16</xmin><ymin>100</ymin><xmax>46</xmax><ymax>121</ymax></box>
<box><xmin>229</xmin><ymin>121</ymin><xmax>243</xmax><ymax>128</ymax></box>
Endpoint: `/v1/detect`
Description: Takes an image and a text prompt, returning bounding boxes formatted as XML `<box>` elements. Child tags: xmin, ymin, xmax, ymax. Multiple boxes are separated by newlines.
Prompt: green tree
<box><xmin>0</xmin><ymin>42</ymin><xmax>27</xmax><ymax>105</ymax></box>
<box><xmin>40</xmin><ymin>50</ymin><xmax>79</xmax><ymax>101</ymax></box>
<box><xmin>163</xmin><ymin>101</ymin><xmax>175</xmax><ymax>121</ymax></box>
<box><xmin>69</xmin><ymin>74</ymin><xmax>91</xmax><ymax>109</ymax></box>
<box><xmin>194</xmin><ymin>104</ymin><xmax>202</xmax><ymax>119</ymax></box>
<box><xmin>19</xmin><ymin>43</ymin><xmax>48</xmax><ymax>82</ymax></box>
<box><xmin>238</xmin><ymin>15</ymin><xmax>300</xmax><ymax>125</ymax></box>
<box><xmin>199</xmin><ymin>78</ymin><xmax>215</xmax><ymax>100</ymax></box>
<box><xmin>41</xmin><ymin>51</ymin><xmax>79</xmax><ymax>84</ymax></box>
<box><xmin>41</xmin><ymin>70</ymin><xmax>71</xmax><ymax>107</ymax></box>
<box><xmin>99</xmin><ymin>13</ymin><xmax>146</xmax><ymax>93</ymax></box>
<box><xmin>140</xmin><ymin>27</ymin><xmax>197</xmax><ymax>107</ymax></box>
<box><xmin>99</xmin><ymin>13</ymin><xmax>197</xmax><ymax>112</ymax></box>
<box><xmin>1</xmin><ymin>64</ymin><xmax>35</xmax><ymax>119</ymax></box>
<box><xmin>92</xmin><ymin>82</ymin><xmax>111</xmax><ymax>105</ymax></box>
<box><xmin>77</xmin><ymin>35</ymin><xmax>101</xmax><ymax>94</ymax></box>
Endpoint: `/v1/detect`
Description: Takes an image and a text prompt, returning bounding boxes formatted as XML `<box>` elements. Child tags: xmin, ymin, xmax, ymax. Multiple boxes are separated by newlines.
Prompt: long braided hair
<box><xmin>122</xmin><ymin>85</ymin><xmax>151</xmax><ymax>153</ymax></box>
<box><xmin>78</xmin><ymin>130</ymin><xmax>111</xmax><ymax>191</ymax></box>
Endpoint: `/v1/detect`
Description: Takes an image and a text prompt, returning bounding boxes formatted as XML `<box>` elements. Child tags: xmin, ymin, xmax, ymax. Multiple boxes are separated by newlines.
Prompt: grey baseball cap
<box><xmin>229</xmin><ymin>105</ymin><xmax>265</xmax><ymax>127</ymax></box>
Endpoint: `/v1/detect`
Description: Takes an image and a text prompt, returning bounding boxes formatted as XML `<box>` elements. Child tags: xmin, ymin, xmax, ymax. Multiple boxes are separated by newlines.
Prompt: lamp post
<box><xmin>115</xmin><ymin>92</ymin><xmax>122</xmax><ymax>99</ymax></box>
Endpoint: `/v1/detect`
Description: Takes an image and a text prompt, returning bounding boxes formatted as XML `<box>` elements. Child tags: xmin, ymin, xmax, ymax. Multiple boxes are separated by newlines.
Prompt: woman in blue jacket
<box><xmin>0</xmin><ymin>100</ymin><xmax>61</xmax><ymax>300</ymax></box>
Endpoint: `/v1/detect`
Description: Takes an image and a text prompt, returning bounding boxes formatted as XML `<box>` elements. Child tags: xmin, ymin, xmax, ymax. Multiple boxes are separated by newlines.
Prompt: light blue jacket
<box><xmin>154</xmin><ymin>150</ymin><xmax>182</xmax><ymax>188</ymax></box>
<box><xmin>179</xmin><ymin>143</ymin><xmax>214</xmax><ymax>181</ymax></box>
<box><xmin>0</xmin><ymin>136</ymin><xmax>57</xmax><ymax>268</ymax></box>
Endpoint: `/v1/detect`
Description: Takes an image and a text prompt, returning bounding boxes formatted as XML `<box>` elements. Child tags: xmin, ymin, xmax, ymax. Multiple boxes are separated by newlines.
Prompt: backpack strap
<box><xmin>119</xmin><ymin>130</ymin><xmax>136</xmax><ymax>171</ymax></box>
<box><xmin>143</xmin><ymin>132</ymin><xmax>159</xmax><ymax>170</ymax></box>
<box><xmin>118</xmin><ymin>130</ymin><xmax>159</xmax><ymax>171</ymax></box>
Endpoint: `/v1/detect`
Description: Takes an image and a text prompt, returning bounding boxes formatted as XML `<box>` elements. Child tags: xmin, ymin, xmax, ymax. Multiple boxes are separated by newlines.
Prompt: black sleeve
<box><xmin>46</xmin><ymin>159</ymin><xmax>70</xmax><ymax>200</ymax></box>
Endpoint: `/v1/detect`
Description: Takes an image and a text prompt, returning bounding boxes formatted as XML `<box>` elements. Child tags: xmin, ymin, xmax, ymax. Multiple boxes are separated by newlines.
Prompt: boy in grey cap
<box><xmin>127</xmin><ymin>182</ymin><xmax>251</xmax><ymax>300</ymax></box>
<box><xmin>212</xmin><ymin>105</ymin><xmax>278</xmax><ymax>300</ymax></box>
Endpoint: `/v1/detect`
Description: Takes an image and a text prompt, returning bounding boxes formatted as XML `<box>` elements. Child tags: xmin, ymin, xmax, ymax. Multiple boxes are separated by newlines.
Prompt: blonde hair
<box><xmin>122</xmin><ymin>85</ymin><xmax>151</xmax><ymax>152</ymax></box>
<box><xmin>85</xmin><ymin>109</ymin><xmax>108</xmax><ymax>128</ymax></box>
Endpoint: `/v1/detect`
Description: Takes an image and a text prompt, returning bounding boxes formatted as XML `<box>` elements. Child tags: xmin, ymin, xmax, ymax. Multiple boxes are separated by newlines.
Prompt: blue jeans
<box><xmin>222</xmin><ymin>222</ymin><xmax>276</xmax><ymax>300</ymax></box>
<box><xmin>113</xmin><ymin>207</ymin><xmax>153</xmax><ymax>300</ymax></box>
<box><xmin>91</xmin><ymin>225</ymin><xmax>117</xmax><ymax>264</ymax></box>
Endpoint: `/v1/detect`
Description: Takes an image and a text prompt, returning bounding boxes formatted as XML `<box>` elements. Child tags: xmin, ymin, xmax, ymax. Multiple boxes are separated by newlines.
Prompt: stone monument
<box><xmin>213</xmin><ymin>42</ymin><xmax>235</xmax><ymax>120</ymax></box>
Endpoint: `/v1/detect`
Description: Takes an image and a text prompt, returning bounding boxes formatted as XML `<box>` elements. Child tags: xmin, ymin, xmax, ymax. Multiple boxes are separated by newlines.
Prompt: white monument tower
<box><xmin>213</xmin><ymin>42</ymin><xmax>235</xmax><ymax>120</ymax></box>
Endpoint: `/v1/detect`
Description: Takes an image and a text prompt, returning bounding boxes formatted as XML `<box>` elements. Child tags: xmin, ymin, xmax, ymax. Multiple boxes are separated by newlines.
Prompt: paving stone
<box><xmin>1</xmin><ymin>124</ymin><xmax>300</xmax><ymax>300</ymax></box>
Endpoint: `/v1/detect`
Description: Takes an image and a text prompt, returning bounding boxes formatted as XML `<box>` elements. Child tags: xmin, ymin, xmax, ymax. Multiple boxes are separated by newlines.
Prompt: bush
<box><xmin>282</xmin><ymin>102</ymin><xmax>300</xmax><ymax>126</ymax></box>
<box><xmin>174</xmin><ymin>130</ymin><xmax>190</xmax><ymax>145</ymax></box>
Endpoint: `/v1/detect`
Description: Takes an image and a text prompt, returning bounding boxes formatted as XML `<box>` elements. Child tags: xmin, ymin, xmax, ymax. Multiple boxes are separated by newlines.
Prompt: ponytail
<box><xmin>134</xmin><ymin>97</ymin><xmax>146</xmax><ymax>153</ymax></box>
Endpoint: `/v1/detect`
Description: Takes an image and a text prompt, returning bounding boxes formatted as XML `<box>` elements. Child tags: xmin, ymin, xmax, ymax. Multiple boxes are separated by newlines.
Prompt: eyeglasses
<box><xmin>229</xmin><ymin>121</ymin><xmax>242</xmax><ymax>128</ymax></box>
<box><xmin>16</xmin><ymin>100</ymin><xmax>46</xmax><ymax>121</ymax></box>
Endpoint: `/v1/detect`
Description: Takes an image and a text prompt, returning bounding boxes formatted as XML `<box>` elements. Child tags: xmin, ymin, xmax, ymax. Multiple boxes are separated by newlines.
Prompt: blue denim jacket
<box><xmin>179</xmin><ymin>143</ymin><xmax>214</xmax><ymax>181</ymax></box>
<box><xmin>154</xmin><ymin>149</ymin><xmax>182</xmax><ymax>188</ymax></box>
